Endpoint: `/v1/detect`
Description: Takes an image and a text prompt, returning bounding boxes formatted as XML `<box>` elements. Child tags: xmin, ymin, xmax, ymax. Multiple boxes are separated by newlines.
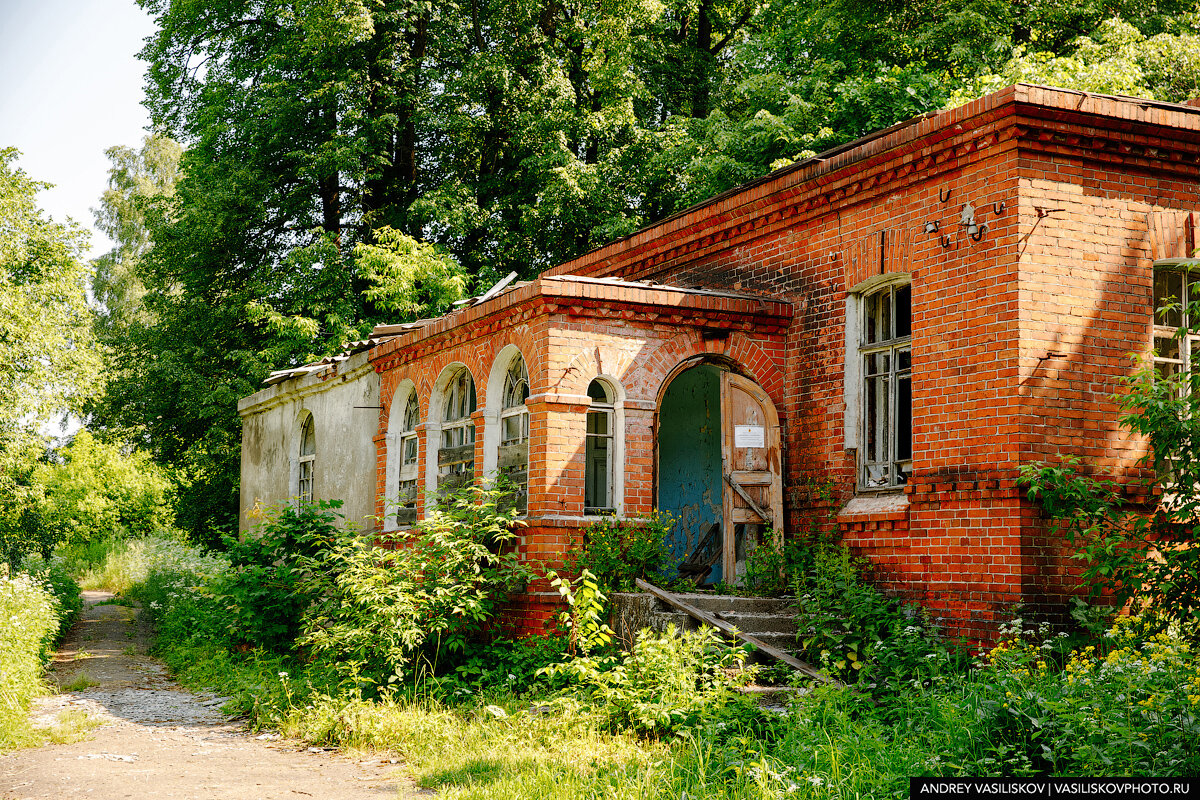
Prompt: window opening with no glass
<box><xmin>396</xmin><ymin>390</ymin><xmax>420</xmax><ymax>525</ymax></box>
<box><xmin>439</xmin><ymin>368</ymin><xmax>476</xmax><ymax>492</ymax></box>
<box><xmin>859</xmin><ymin>282</ymin><xmax>912</xmax><ymax>489</ymax></box>
<box><xmin>298</xmin><ymin>414</ymin><xmax>315</xmax><ymax>503</ymax></box>
<box><xmin>498</xmin><ymin>355</ymin><xmax>530</xmax><ymax>512</ymax></box>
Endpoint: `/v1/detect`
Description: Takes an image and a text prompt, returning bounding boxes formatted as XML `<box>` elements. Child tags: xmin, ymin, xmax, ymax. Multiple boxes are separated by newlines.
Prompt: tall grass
<box><xmin>0</xmin><ymin>573</ymin><xmax>60</xmax><ymax>749</ymax></box>
<box><xmin>74</xmin><ymin>532</ymin><xmax>226</xmax><ymax>594</ymax></box>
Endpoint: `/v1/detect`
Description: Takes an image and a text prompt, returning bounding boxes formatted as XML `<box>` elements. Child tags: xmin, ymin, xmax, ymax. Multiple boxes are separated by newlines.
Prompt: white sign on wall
<box><xmin>734</xmin><ymin>425</ymin><xmax>765</xmax><ymax>448</ymax></box>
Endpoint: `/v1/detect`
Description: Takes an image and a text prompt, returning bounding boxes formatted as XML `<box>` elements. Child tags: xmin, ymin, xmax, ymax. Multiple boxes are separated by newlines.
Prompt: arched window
<box><xmin>298</xmin><ymin>414</ymin><xmax>316</xmax><ymax>504</ymax></box>
<box><xmin>396</xmin><ymin>390</ymin><xmax>420</xmax><ymax>525</ymax></box>
<box><xmin>438</xmin><ymin>368</ymin><xmax>476</xmax><ymax>492</ymax></box>
<box><xmin>498</xmin><ymin>355</ymin><xmax>530</xmax><ymax>511</ymax></box>
<box><xmin>585</xmin><ymin>379</ymin><xmax>614</xmax><ymax>513</ymax></box>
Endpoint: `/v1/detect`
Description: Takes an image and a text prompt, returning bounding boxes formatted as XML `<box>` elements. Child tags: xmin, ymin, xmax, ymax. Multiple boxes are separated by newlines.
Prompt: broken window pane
<box><xmin>298</xmin><ymin>415</ymin><xmax>315</xmax><ymax>503</ymax></box>
<box><xmin>439</xmin><ymin>368</ymin><xmax>476</xmax><ymax>484</ymax></box>
<box><xmin>858</xmin><ymin>282</ymin><xmax>912</xmax><ymax>490</ymax></box>
<box><xmin>895</xmin><ymin>284</ymin><xmax>911</xmax><ymax>338</ymax></box>
<box><xmin>897</xmin><ymin>372</ymin><xmax>912</xmax><ymax>462</ymax></box>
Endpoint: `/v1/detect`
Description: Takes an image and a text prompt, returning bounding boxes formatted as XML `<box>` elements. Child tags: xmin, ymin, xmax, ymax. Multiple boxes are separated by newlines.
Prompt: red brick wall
<box><xmin>365</xmin><ymin>86</ymin><xmax>1200</xmax><ymax>643</ymax></box>
<box><xmin>532</xmin><ymin>86</ymin><xmax>1200</xmax><ymax>640</ymax></box>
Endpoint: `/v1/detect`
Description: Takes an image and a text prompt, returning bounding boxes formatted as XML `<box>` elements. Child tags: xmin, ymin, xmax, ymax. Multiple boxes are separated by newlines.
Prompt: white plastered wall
<box><xmin>238</xmin><ymin>350</ymin><xmax>381</xmax><ymax>533</ymax></box>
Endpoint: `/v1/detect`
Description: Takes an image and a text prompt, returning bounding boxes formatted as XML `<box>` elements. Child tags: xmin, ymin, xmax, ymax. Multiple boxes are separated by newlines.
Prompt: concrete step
<box><xmin>710</xmin><ymin>611</ymin><xmax>797</xmax><ymax>634</ymax></box>
<box><xmin>648</xmin><ymin>610</ymin><xmax>701</xmax><ymax>633</ymax></box>
<box><xmin>668</xmin><ymin>593</ymin><xmax>795</xmax><ymax>615</ymax></box>
<box><xmin>647</xmin><ymin>612</ymin><xmax>800</xmax><ymax>658</ymax></box>
<box><xmin>610</xmin><ymin>589</ymin><xmax>808</xmax><ymax>670</ymax></box>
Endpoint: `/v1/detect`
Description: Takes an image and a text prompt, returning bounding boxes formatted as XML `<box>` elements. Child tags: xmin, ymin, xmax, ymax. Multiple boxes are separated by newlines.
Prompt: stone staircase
<box><xmin>610</xmin><ymin>588</ymin><xmax>819</xmax><ymax>705</ymax></box>
<box><xmin>610</xmin><ymin>590</ymin><xmax>802</xmax><ymax>664</ymax></box>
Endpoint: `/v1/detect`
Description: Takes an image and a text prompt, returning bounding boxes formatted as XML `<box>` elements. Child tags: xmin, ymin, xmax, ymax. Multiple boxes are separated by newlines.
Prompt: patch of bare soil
<box><xmin>0</xmin><ymin>591</ymin><xmax>424</xmax><ymax>800</ymax></box>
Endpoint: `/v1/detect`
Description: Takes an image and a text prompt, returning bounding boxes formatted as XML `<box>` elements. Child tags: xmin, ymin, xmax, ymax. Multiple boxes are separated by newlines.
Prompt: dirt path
<box><xmin>0</xmin><ymin>591</ymin><xmax>420</xmax><ymax>800</ymax></box>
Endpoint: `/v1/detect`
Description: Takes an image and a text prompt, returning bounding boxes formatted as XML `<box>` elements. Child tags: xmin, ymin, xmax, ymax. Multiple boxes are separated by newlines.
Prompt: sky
<box><xmin>0</xmin><ymin>0</ymin><xmax>158</xmax><ymax>261</ymax></box>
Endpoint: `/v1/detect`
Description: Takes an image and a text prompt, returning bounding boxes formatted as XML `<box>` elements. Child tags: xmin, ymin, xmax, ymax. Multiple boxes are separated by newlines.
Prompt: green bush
<box><xmin>569</xmin><ymin>512</ymin><xmax>672</xmax><ymax>593</ymax></box>
<box><xmin>0</xmin><ymin>572</ymin><xmax>61</xmax><ymax>749</ymax></box>
<box><xmin>29</xmin><ymin>431</ymin><xmax>175</xmax><ymax>551</ymax></box>
<box><xmin>947</xmin><ymin>614</ymin><xmax>1200</xmax><ymax>775</ymax></box>
<box><xmin>427</xmin><ymin>635</ymin><xmax>569</xmax><ymax>703</ymax></box>
<box><xmin>791</xmin><ymin>544</ymin><xmax>964</xmax><ymax>687</ymax></box>
<box><xmin>299</xmin><ymin>484</ymin><xmax>533</xmax><ymax>685</ymax></box>
<box><xmin>543</xmin><ymin>624</ymin><xmax>755</xmax><ymax>738</ymax></box>
<box><xmin>214</xmin><ymin>500</ymin><xmax>342</xmax><ymax>652</ymax></box>
<box><xmin>18</xmin><ymin>554</ymin><xmax>82</xmax><ymax>640</ymax></box>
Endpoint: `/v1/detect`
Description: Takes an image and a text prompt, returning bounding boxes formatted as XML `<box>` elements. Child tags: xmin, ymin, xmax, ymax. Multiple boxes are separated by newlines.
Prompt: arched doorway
<box><xmin>657</xmin><ymin>362</ymin><xmax>782</xmax><ymax>586</ymax></box>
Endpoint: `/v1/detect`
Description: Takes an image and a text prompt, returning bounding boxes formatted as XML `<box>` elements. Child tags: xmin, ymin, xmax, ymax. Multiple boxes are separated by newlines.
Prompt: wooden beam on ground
<box><xmin>634</xmin><ymin>579</ymin><xmax>841</xmax><ymax>687</ymax></box>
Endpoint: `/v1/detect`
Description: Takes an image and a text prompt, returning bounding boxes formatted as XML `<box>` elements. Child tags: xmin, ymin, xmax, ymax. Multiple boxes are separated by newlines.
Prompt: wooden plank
<box><xmin>395</xmin><ymin>507</ymin><xmax>417</xmax><ymax>526</ymax></box>
<box><xmin>438</xmin><ymin>444</ymin><xmax>475</xmax><ymax>466</ymax></box>
<box><xmin>634</xmin><ymin>579</ymin><xmax>840</xmax><ymax>686</ymax></box>
<box><xmin>497</xmin><ymin>443</ymin><xmax>528</xmax><ymax>470</ymax></box>
<box><xmin>724</xmin><ymin>472</ymin><xmax>771</xmax><ymax>524</ymax></box>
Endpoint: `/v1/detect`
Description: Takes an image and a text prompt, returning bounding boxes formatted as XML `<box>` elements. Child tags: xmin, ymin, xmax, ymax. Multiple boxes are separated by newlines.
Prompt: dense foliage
<box><xmin>131</xmin><ymin>485</ymin><xmax>534</xmax><ymax>692</ymax></box>
<box><xmin>0</xmin><ymin>561</ymin><xmax>82</xmax><ymax>750</ymax></box>
<box><xmin>97</xmin><ymin>521</ymin><xmax>1200</xmax><ymax>794</ymax></box>
<box><xmin>569</xmin><ymin>513</ymin><xmax>673</xmax><ymax>593</ymax></box>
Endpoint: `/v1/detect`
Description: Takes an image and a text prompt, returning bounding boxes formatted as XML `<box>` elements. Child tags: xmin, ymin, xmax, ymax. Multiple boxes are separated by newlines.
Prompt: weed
<box><xmin>61</xmin><ymin>673</ymin><xmax>100</xmax><ymax>692</ymax></box>
<box><xmin>0</xmin><ymin>571</ymin><xmax>62</xmax><ymax>750</ymax></box>
<box><xmin>566</xmin><ymin>513</ymin><xmax>672</xmax><ymax>593</ymax></box>
<box><xmin>44</xmin><ymin>708</ymin><xmax>101</xmax><ymax>744</ymax></box>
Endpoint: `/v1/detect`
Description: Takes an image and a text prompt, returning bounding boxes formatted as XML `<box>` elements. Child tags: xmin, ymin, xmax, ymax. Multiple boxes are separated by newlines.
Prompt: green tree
<box><xmin>91</xmin><ymin>134</ymin><xmax>182</xmax><ymax>339</ymax></box>
<box><xmin>30</xmin><ymin>430</ymin><xmax>175</xmax><ymax>551</ymax></box>
<box><xmin>121</xmin><ymin>0</ymin><xmax>1200</xmax><ymax>540</ymax></box>
<box><xmin>0</xmin><ymin>150</ymin><xmax>100</xmax><ymax>564</ymax></box>
<box><xmin>0</xmin><ymin>149</ymin><xmax>98</xmax><ymax>429</ymax></box>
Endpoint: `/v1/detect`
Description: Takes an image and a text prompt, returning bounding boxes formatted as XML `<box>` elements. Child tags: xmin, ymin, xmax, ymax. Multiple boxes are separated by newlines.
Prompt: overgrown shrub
<box><xmin>427</xmin><ymin>635</ymin><xmax>568</xmax><ymax>702</ymax></box>
<box><xmin>569</xmin><ymin>512</ymin><xmax>672</xmax><ymax>593</ymax></box>
<box><xmin>543</xmin><ymin>624</ymin><xmax>755</xmax><ymax>738</ymax></box>
<box><xmin>18</xmin><ymin>553</ymin><xmax>82</xmax><ymax>639</ymax></box>
<box><xmin>0</xmin><ymin>572</ymin><xmax>60</xmax><ymax>749</ymax></box>
<box><xmin>945</xmin><ymin>614</ymin><xmax>1200</xmax><ymax>775</ymax></box>
<box><xmin>792</xmin><ymin>544</ymin><xmax>963</xmax><ymax>687</ymax></box>
<box><xmin>214</xmin><ymin>500</ymin><xmax>342</xmax><ymax>652</ymax></box>
<box><xmin>299</xmin><ymin>483</ymin><xmax>533</xmax><ymax>684</ymax></box>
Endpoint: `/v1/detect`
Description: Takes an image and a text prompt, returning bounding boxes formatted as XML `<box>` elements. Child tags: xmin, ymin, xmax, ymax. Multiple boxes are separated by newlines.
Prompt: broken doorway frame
<box><xmin>654</xmin><ymin>356</ymin><xmax>784</xmax><ymax>585</ymax></box>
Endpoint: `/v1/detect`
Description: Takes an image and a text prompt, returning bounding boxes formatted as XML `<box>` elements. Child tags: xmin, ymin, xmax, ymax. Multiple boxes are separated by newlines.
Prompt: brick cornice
<box><xmin>369</xmin><ymin>277</ymin><xmax>792</xmax><ymax>372</ymax></box>
<box><xmin>544</xmin><ymin>84</ymin><xmax>1200</xmax><ymax>285</ymax></box>
<box><xmin>553</xmin><ymin>111</ymin><xmax>1019</xmax><ymax>284</ymax></box>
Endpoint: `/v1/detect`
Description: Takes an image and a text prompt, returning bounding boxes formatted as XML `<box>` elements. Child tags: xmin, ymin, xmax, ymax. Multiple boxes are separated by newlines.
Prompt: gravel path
<box><xmin>0</xmin><ymin>591</ymin><xmax>420</xmax><ymax>799</ymax></box>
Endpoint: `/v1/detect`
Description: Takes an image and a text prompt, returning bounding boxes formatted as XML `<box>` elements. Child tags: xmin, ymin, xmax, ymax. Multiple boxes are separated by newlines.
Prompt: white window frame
<box><xmin>297</xmin><ymin>414</ymin><xmax>315</xmax><ymax>504</ymax></box>
<box><xmin>585</xmin><ymin>379</ymin><xmax>615</xmax><ymax>513</ymax></box>
<box><xmin>438</xmin><ymin>367</ymin><xmax>476</xmax><ymax>491</ymax></box>
<box><xmin>396</xmin><ymin>390</ymin><xmax>420</xmax><ymax>525</ymax></box>
<box><xmin>486</xmin><ymin>350</ymin><xmax>530</xmax><ymax>513</ymax></box>
<box><xmin>499</xmin><ymin>357</ymin><xmax>530</xmax><ymax>449</ymax></box>
<box><xmin>845</xmin><ymin>276</ymin><xmax>912</xmax><ymax>491</ymax></box>
<box><xmin>1152</xmin><ymin>259</ymin><xmax>1200</xmax><ymax>384</ymax></box>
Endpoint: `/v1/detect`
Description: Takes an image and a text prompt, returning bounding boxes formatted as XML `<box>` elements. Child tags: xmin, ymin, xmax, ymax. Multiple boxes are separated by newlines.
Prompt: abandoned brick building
<box><xmin>239</xmin><ymin>84</ymin><xmax>1200</xmax><ymax>641</ymax></box>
